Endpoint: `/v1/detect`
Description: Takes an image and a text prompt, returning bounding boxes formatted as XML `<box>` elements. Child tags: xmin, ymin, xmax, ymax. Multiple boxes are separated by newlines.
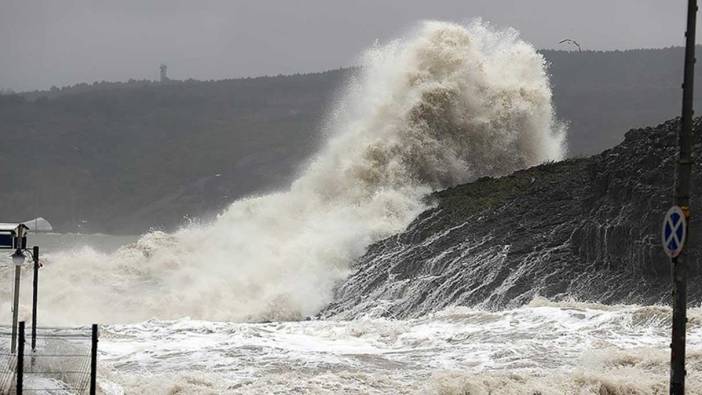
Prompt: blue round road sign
<box><xmin>662</xmin><ymin>205</ymin><xmax>687</xmax><ymax>258</ymax></box>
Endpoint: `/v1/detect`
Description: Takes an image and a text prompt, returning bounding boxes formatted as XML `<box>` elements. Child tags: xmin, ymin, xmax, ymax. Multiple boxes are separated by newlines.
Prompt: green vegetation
<box><xmin>433</xmin><ymin>158</ymin><xmax>586</xmax><ymax>218</ymax></box>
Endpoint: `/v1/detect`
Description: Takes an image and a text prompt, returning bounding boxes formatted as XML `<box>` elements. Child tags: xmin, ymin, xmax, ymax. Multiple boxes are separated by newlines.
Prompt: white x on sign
<box><xmin>662</xmin><ymin>205</ymin><xmax>687</xmax><ymax>258</ymax></box>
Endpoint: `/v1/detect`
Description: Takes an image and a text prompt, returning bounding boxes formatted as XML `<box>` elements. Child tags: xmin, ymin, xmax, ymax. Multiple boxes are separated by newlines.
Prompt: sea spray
<box><xmin>3</xmin><ymin>20</ymin><xmax>565</xmax><ymax>324</ymax></box>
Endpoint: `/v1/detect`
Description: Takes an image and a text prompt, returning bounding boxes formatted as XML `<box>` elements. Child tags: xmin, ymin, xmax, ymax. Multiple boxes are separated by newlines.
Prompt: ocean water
<box><xmin>97</xmin><ymin>300</ymin><xmax>701</xmax><ymax>394</ymax></box>
<box><xmin>2</xmin><ymin>240</ymin><xmax>698</xmax><ymax>395</ymax></box>
<box><xmin>16</xmin><ymin>20</ymin><xmax>564</xmax><ymax>326</ymax></box>
<box><xmin>0</xmin><ymin>20</ymin><xmax>681</xmax><ymax>394</ymax></box>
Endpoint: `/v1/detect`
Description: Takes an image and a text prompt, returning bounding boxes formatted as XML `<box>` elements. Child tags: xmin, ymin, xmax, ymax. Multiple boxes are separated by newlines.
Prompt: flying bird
<box><xmin>559</xmin><ymin>39</ymin><xmax>582</xmax><ymax>52</ymax></box>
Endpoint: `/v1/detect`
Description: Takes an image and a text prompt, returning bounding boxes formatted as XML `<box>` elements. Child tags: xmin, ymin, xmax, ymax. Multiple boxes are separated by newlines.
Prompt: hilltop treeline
<box><xmin>0</xmin><ymin>48</ymin><xmax>698</xmax><ymax>233</ymax></box>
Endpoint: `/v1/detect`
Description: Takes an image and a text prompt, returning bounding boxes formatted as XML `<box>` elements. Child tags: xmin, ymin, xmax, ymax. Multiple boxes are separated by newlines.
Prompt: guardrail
<box><xmin>0</xmin><ymin>322</ymin><xmax>98</xmax><ymax>394</ymax></box>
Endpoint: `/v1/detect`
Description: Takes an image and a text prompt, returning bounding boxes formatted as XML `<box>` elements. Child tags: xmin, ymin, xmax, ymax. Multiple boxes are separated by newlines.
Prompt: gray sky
<box><xmin>0</xmin><ymin>0</ymin><xmax>694</xmax><ymax>91</ymax></box>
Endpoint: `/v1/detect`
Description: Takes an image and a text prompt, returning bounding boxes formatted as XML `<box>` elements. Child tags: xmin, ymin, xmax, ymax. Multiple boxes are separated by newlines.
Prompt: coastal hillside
<box><xmin>0</xmin><ymin>47</ymin><xmax>699</xmax><ymax>233</ymax></box>
<box><xmin>0</xmin><ymin>70</ymin><xmax>347</xmax><ymax>233</ymax></box>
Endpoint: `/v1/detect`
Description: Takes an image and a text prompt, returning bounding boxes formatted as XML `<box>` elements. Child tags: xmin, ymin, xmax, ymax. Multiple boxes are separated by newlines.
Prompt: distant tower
<box><xmin>160</xmin><ymin>64</ymin><xmax>168</xmax><ymax>82</ymax></box>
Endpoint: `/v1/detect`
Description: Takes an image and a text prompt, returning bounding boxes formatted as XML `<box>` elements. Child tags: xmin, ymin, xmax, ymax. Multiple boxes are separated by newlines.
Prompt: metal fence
<box><xmin>0</xmin><ymin>322</ymin><xmax>97</xmax><ymax>394</ymax></box>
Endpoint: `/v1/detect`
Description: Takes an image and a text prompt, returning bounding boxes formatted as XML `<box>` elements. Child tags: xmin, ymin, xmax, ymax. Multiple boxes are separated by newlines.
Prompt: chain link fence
<box><xmin>0</xmin><ymin>322</ymin><xmax>97</xmax><ymax>394</ymax></box>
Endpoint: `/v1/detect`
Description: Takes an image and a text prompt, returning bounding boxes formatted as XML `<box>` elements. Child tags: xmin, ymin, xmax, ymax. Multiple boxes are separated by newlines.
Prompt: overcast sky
<box><xmin>0</xmin><ymin>0</ymin><xmax>695</xmax><ymax>91</ymax></box>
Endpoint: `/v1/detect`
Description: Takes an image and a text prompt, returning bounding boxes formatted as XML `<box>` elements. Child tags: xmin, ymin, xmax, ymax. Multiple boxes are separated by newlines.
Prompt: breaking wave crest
<box><xmin>4</xmin><ymin>20</ymin><xmax>565</xmax><ymax>324</ymax></box>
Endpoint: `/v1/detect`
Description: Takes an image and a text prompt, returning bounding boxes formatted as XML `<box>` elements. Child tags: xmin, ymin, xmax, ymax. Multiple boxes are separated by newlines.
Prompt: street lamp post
<box><xmin>10</xmin><ymin>249</ymin><xmax>25</xmax><ymax>354</ymax></box>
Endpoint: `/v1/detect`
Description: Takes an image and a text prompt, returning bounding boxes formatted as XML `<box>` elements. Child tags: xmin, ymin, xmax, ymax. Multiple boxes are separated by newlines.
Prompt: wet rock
<box><xmin>322</xmin><ymin>118</ymin><xmax>702</xmax><ymax>319</ymax></box>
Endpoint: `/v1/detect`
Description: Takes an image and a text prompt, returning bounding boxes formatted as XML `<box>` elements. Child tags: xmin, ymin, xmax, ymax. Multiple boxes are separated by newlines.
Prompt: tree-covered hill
<box><xmin>0</xmin><ymin>70</ymin><xmax>349</xmax><ymax>233</ymax></box>
<box><xmin>0</xmin><ymin>47</ymin><xmax>698</xmax><ymax>234</ymax></box>
<box><xmin>543</xmin><ymin>47</ymin><xmax>700</xmax><ymax>155</ymax></box>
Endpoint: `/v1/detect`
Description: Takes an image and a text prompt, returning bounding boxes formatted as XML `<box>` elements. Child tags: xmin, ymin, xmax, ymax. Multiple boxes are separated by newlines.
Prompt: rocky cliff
<box><xmin>322</xmin><ymin>119</ymin><xmax>702</xmax><ymax>319</ymax></box>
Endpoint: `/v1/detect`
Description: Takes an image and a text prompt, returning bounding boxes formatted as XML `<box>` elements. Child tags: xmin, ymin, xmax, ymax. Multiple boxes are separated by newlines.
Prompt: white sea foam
<box><xmin>95</xmin><ymin>302</ymin><xmax>702</xmax><ymax>394</ymax></box>
<box><xmin>1</xmin><ymin>20</ymin><xmax>564</xmax><ymax>324</ymax></box>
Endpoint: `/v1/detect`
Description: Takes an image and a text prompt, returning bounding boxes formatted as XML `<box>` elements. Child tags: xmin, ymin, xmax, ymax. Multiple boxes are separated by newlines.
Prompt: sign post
<box><xmin>668</xmin><ymin>1</ymin><xmax>698</xmax><ymax>393</ymax></box>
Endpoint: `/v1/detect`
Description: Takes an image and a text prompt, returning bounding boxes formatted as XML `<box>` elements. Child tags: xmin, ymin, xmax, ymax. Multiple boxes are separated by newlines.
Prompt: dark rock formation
<box><xmin>322</xmin><ymin>119</ymin><xmax>702</xmax><ymax>319</ymax></box>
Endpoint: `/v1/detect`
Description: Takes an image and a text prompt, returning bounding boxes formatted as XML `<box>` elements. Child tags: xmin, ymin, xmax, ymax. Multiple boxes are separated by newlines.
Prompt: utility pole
<box><xmin>31</xmin><ymin>246</ymin><xmax>39</xmax><ymax>351</ymax></box>
<box><xmin>670</xmin><ymin>0</ymin><xmax>697</xmax><ymax>393</ymax></box>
